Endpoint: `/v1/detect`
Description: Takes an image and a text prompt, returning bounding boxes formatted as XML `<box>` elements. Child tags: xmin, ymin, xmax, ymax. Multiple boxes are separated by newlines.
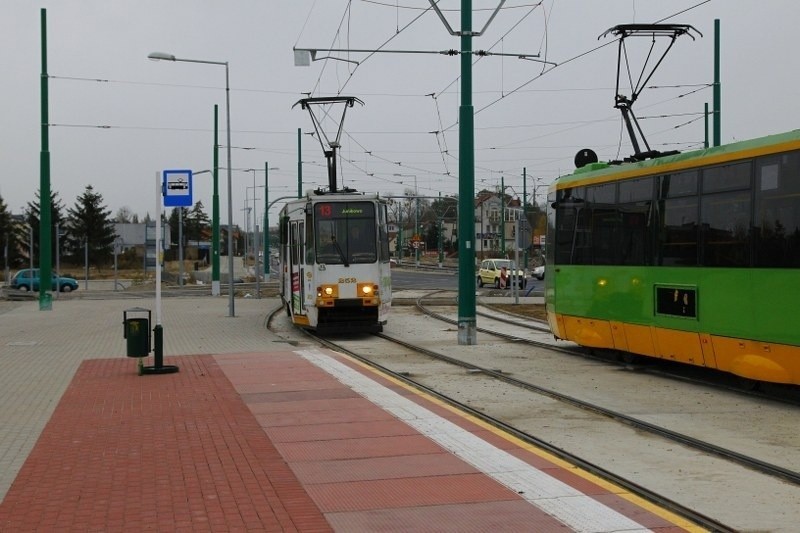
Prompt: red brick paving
<box><xmin>0</xmin><ymin>355</ymin><xmax>331</xmax><ymax>532</ymax></box>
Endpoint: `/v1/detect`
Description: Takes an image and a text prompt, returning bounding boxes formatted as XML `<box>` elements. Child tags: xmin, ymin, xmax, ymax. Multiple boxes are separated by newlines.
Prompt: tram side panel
<box><xmin>545</xmin><ymin>131</ymin><xmax>800</xmax><ymax>385</ymax></box>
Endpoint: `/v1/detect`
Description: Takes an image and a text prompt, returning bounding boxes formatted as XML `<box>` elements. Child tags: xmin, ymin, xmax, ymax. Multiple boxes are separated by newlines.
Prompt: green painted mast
<box><xmin>212</xmin><ymin>104</ymin><xmax>221</xmax><ymax>296</ymax></box>
<box><xmin>713</xmin><ymin>19</ymin><xmax>721</xmax><ymax>147</ymax></box>
<box><xmin>457</xmin><ymin>0</ymin><xmax>477</xmax><ymax>344</ymax></box>
<box><xmin>39</xmin><ymin>8</ymin><xmax>52</xmax><ymax>310</ymax></box>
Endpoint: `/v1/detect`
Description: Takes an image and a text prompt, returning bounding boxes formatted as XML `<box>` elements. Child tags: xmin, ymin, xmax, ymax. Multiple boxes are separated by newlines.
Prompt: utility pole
<box><xmin>456</xmin><ymin>1</ymin><xmax>477</xmax><ymax>344</ymax></box>
<box><xmin>522</xmin><ymin>168</ymin><xmax>527</xmax><ymax>270</ymax></box>
<box><xmin>713</xmin><ymin>19</ymin><xmax>721</xmax><ymax>146</ymax></box>
<box><xmin>39</xmin><ymin>8</ymin><xmax>52</xmax><ymax>310</ymax></box>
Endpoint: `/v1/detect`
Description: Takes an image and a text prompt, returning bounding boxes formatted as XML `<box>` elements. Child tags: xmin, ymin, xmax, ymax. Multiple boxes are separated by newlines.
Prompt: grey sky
<box><xmin>2</xmin><ymin>1</ymin><xmax>797</xmax><ymax>228</ymax></box>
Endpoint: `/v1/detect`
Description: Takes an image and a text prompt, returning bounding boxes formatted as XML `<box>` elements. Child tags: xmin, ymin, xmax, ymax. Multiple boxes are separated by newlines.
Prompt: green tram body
<box><xmin>545</xmin><ymin>130</ymin><xmax>800</xmax><ymax>385</ymax></box>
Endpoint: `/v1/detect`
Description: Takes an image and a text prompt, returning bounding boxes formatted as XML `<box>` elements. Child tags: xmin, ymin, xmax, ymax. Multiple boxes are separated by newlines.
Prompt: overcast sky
<box><xmin>3</xmin><ymin>1</ymin><xmax>797</xmax><ymax>228</ymax></box>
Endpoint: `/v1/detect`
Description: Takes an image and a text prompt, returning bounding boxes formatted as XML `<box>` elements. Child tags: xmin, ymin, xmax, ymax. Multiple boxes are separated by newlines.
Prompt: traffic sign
<box><xmin>163</xmin><ymin>169</ymin><xmax>193</xmax><ymax>207</ymax></box>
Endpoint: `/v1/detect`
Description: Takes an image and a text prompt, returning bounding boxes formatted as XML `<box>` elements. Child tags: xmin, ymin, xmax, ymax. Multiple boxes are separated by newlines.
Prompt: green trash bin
<box><xmin>123</xmin><ymin>308</ymin><xmax>151</xmax><ymax>358</ymax></box>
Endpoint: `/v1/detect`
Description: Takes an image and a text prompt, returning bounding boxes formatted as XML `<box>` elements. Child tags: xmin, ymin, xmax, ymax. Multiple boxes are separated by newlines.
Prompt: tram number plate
<box><xmin>339</xmin><ymin>277</ymin><xmax>357</xmax><ymax>283</ymax></box>
<box><xmin>655</xmin><ymin>287</ymin><xmax>697</xmax><ymax>318</ymax></box>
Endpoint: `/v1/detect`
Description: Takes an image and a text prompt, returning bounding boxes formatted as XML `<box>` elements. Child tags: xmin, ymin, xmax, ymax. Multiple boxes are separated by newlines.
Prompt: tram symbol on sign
<box><xmin>163</xmin><ymin>169</ymin><xmax>193</xmax><ymax>207</ymax></box>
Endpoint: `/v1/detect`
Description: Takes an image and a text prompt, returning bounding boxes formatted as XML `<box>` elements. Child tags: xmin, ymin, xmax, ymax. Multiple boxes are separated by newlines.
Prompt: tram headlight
<box><xmin>317</xmin><ymin>284</ymin><xmax>338</xmax><ymax>298</ymax></box>
<box><xmin>358</xmin><ymin>282</ymin><xmax>379</xmax><ymax>297</ymax></box>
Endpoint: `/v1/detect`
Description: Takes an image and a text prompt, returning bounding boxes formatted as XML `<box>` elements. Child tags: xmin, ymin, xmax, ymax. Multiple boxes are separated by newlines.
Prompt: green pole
<box><xmin>297</xmin><ymin>127</ymin><xmax>303</xmax><ymax>197</ymax></box>
<box><xmin>523</xmin><ymin>168</ymin><xmax>527</xmax><ymax>270</ymax></box>
<box><xmin>457</xmin><ymin>0</ymin><xmax>476</xmax><ymax>345</ymax></box>
<box><xmin>713</xmin><ymin>19</ymin><xmax>721</xmax><ymax>147</ymax></box>
<box><xmin>500</xmin><ymin>175</ymin><xmax>505</xmax><ymax>256</ymax></box>
<box><xmin>39</xmin><ymin>8</ymin><xmax>52</xmax><ymax>311</ymax></box>
<box><xmin>415</xmin><ymin>182</ymin><xmax>420</xmax><ymax>266</ymax></box>
<box><xmin>212</xmin><ymin>104</ymin><xmax>221</xmax><ymax>296</ymax></box>
<box><xmin>704</xmin><ymin>103</ymin><xmax>709</xmax><ymax>149</ymax></box>
<box><xmin>437</xmin><ymin>192</ymin><xmax>443</xmax><ymax>267</ymax></box>
<box><xmin>268</xmin><ymin>161</ymin><xmax>269</xmax><ymax>274</ymax></box>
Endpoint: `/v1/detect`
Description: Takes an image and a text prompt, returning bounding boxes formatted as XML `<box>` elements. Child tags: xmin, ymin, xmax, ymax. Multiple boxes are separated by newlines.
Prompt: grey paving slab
<box><xmin>0</xmin><ymin>295</ymin><xmax>284</xmax><ymax>502</ymax></box>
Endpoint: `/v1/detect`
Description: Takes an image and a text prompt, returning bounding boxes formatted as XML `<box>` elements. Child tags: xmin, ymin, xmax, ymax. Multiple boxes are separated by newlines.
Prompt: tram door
<box><xmin>289</xmin><ymin>220</ymin><xmax>306</xmax><ymax>316</ymax></box>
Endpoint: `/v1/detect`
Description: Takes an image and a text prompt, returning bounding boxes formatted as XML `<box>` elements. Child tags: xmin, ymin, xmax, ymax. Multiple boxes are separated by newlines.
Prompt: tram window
<box><xmin>659</xmin><ymin>196</ymin><xmax>698</xmax><ymax>266</ymax></box>
<box><xmin>702</xmin><ymin>162</ymin><xmax>751</xmax><ymax>193</ymax></box>
<box><xmin>379</xmin><ymin>204</ymin><xmax>390</xmax><ymax>262</ymax></box>
<box><xmin>587</xmin><ymin>183</ymin><xmax>616</xmax><ymax>204</ymax></box>
<box><xmin>660</xmin><ymin>171</ymin><xmax>698</xmax><ymax>198</ymax></box>
<box><xmin>589</xmin><ymin>207</ymin><xmax>618</xmax><ymax>264</ymax></box>
<box><xmin>700</xmin><ymin>190</ymin><xmax>751</xmax><ymax>267</ymax></box>
<box><xmin>618</xmin><ymin>204</ymin><xmax>652</xmax><ymax>265</ymax></box>
<box><xmin>291</xmin><ymin>223</ymin><xmax>300</xmax><ymax>264</ymax></box>
<box><xmin>755</xmin><ymin>151</ymin><xmax>800</xmax><ymax>267</ymax></box>
<box><xmin>619</xmin><ymin>177</ymin><xmax>654</xmax><ymax>203</ymax></box>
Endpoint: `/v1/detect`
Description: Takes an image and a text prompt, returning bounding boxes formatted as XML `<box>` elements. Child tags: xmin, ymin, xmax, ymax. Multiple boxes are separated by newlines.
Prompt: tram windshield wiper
<box><xmin>331</xmin><ymin>235</ymin><xmax>349</xmax><ymax>267</ymax></box>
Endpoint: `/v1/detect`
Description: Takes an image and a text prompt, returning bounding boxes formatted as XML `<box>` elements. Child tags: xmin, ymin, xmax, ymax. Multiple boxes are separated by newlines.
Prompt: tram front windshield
<box><xmin>314</xmin><ymin>201</ymin><xmax>377</xmax><ymax>264</ymax></box>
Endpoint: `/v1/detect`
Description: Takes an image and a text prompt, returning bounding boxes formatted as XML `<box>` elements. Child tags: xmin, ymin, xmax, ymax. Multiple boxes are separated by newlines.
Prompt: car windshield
<box><xmin>495</xmin><ymin>260</ymin><xmax>513</xmax><ymax>269</ymax></box>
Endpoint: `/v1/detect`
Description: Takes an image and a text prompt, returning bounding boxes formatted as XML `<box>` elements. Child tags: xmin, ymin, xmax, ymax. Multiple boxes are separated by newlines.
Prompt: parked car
<box><xmin>476</xmin><ymin>259</ymin><xmax>527</xmax><ymax>289</ymax></box>
<box><xmin>532</xmin><ymin>264</ymin><xmax>545</xmax><ymax>280</ymax></box>
<box><xmin>9</xmin><ymin>269</ymin><xmax>79</xmax><ymax>292</ymax></box>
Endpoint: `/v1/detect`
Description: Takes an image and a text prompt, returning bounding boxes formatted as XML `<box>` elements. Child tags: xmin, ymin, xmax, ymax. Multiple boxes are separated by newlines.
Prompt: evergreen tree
<box><xmin>23</xmin><ymin>189</ymin><xmax>66</xmax><ymax>262</ymax></box>
<box><xmin>0</xmin><ymin>194</ymin><xmax>25</xmax><ymax>271</ymax></box>
<box><xmin>64</xmin><ymin>185</ymin><xmax>117</xmax><ymax>268</ymax></box>
<box><xmin>185</xmin><ymin>201</ymin><xmax>210</xmax><ymax>243</ymax></box>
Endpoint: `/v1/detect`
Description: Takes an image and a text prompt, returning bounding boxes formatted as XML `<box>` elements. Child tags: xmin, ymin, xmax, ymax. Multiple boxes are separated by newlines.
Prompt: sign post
<box><xmin>141</xmin><ymin>170</ymin><xmax>187</xmax><ymax>375</ymax></box>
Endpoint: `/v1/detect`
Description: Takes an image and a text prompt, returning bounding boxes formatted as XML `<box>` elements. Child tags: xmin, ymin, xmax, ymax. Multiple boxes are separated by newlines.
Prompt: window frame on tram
<box><xmin>551</xmin><ymin>149</ymin><xmax>800</xmax><ymax>269</ymax></box>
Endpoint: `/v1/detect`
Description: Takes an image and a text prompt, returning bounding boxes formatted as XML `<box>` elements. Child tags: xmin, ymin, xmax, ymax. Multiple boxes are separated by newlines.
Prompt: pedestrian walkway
<box><xmin>0</xmin><ymin>296</ymin><xmax>698</xmax><ymax>531</ymax></box>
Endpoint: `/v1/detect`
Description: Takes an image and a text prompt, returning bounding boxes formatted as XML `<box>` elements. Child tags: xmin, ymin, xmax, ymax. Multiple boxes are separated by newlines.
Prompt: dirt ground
<box><xmin>486</xmin><ymin>303</ymin><xmax>547</xmax><ymax>322</ymax></box>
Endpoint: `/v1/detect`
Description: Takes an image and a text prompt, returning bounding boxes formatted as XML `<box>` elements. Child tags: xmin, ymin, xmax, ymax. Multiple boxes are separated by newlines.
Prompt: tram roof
<box><xmin>553</xmin><ymin>128</ymin><xmax>800</xmax><ymax>191</ymax></box>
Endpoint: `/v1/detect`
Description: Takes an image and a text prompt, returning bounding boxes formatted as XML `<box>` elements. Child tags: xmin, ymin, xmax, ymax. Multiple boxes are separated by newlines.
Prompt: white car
<box><xmin>532</xmin><ymin>264</ymin><xmax>545</xmax><ymax>280</ymax></box>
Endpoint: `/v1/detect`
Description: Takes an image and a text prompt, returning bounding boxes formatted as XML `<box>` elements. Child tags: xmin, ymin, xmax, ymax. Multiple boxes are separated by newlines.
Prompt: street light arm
<box><xmin>148</xmin><ymin>51</ymin><xmax>227</xmax><ymax>67</ymax></box>
<box><xmin>148</xmin><ymin>52</ymin><xmax>175</xmax><ymax>61</ymax></box>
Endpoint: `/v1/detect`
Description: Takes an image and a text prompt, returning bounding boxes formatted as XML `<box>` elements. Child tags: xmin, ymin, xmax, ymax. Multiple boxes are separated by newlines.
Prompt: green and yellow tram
<box><xmin>546</xmin><ymin>130</ymin><xmax>800</xmax><ymax>385</ymax></box>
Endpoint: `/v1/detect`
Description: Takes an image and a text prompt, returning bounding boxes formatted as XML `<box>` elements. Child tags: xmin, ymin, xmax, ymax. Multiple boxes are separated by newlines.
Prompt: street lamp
<box><xmin>148</xmin><ymin>51</ymin><xmax>235</xmax><ymax>317</ymax></box>
<box><xmin>394</xmin><ymin>173</ymin><xmax>419</xmax><ymax>266</ymax></box>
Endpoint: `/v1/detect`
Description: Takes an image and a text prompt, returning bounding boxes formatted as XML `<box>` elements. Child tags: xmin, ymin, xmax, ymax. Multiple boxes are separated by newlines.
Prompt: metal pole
<box><xmin>297</xmin><ymin>127</ymin><xmax>303</xmax><ymax>197</ymax></box>
<box><xmin>398</xmin><ymin>207</ymin><xmax>403</xmax><ymax>263</ymax></box>
<box><xmin>457</xmin><ymin>0</ymin><xmax>477</xmax><ymax>344</ymax></box>
<box><xmin>523</xmin><ymin>168</ymin><xmax>528</xmax><ymax>271</ymax></box>
<box><xmin>225</xmin><ymin>63</ymin><xmax>235</xmax><ymax>317</ymax></box>
<box><xmin>500</xmin><ymin>176</ymin><xmax>506</xmax><ymax>256</ymax></box>
<box><xmin>55</xmin><ymin>223</ymin><xmax>60</xmax><ymax>281</ymax></box>
<box><xmin>4</xmin><ymin>233</ymin><xmax>9</xmax><ymax>287</ymax></box>
<box><xmin>178</xmin><ymin>208</ymin><xmax>183</xmax><ymax>287</ymax></box>
<box><xmin>113</xmin><ymin>239</ymin><xmax>119</xmax><ymax>292</ymax></box>
<box><xmin>84</xmin><ymin>238</ymin><xmax>88</xmax><ymax>290</ymax></box>
<box><xmin>713</xmin><ymin>18</ymin><xmax>721</xmax><ymax>147</ymax></box>
<box><xmin>243</xmin><ymin>194</ymin><xmax>249</xmax><ymax>264</ymax></box>
<box><xmin>29</xmin><ymin>224</ymin><xmax>33</xmax><ymax>273</ymax></box>
<box><xmin>212</xmin><ymin>104</ymin><xmax>220</xmax><ymax>296</ymax></box>
<box><xmin>415</xmin><ymin>176</ymin><xmax>420</xmax><ymax>267</ymax></box>
<box><xmin>514</xmin><ymin>220</ymin><xmax>520</xmax><ymax>305</ymax></box>
<box><xmin>39</xmin><ymin>8</ymin><xmax>52</xmax><ymax>310</ymax></box>
<box><xmin>264</xmin><ymin>162</ymin><xmax>270</xmax><ymax>275</ymax></box>
<box><xmin>437</xmin><ymin>192</ymin><xmax>443</xmax><ymax>268</ymax></box>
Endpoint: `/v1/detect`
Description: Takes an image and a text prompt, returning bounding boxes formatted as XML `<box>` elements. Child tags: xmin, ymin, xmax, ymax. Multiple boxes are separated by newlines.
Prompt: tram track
<box><xmin>297</xmin><ymin>326</ymin><xmax>733</xmax><ymax>533</ymax></box>
<box><xmin>413</xmin><ymin>292</ymin><xmax>800</xmax><ymax>486</ymax></box>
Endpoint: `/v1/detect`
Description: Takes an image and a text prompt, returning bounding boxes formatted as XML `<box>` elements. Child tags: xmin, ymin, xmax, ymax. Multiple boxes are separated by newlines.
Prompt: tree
<box><xmin>23</xmin><ymin>189</ymin><xmax>66</xmax><ymax>262</ymax></box>
<box><xmin>185</xmin><ymin>201</ymin><xmax>210</xmax><ymax>244</ymax></box>
<box><xmin>0</xmin><ymin>194</ymin><xmax>24</xmax><ymax>271</ymax></box>
<box><xmin>115</xmin><ymin>206</ymin><xmax>135</xmax><ymax>223</ymax></box>
<box><xmin>64</xmin><ymin>185</ymin><xmax>117</xmax><ymax>269</ymax></box>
